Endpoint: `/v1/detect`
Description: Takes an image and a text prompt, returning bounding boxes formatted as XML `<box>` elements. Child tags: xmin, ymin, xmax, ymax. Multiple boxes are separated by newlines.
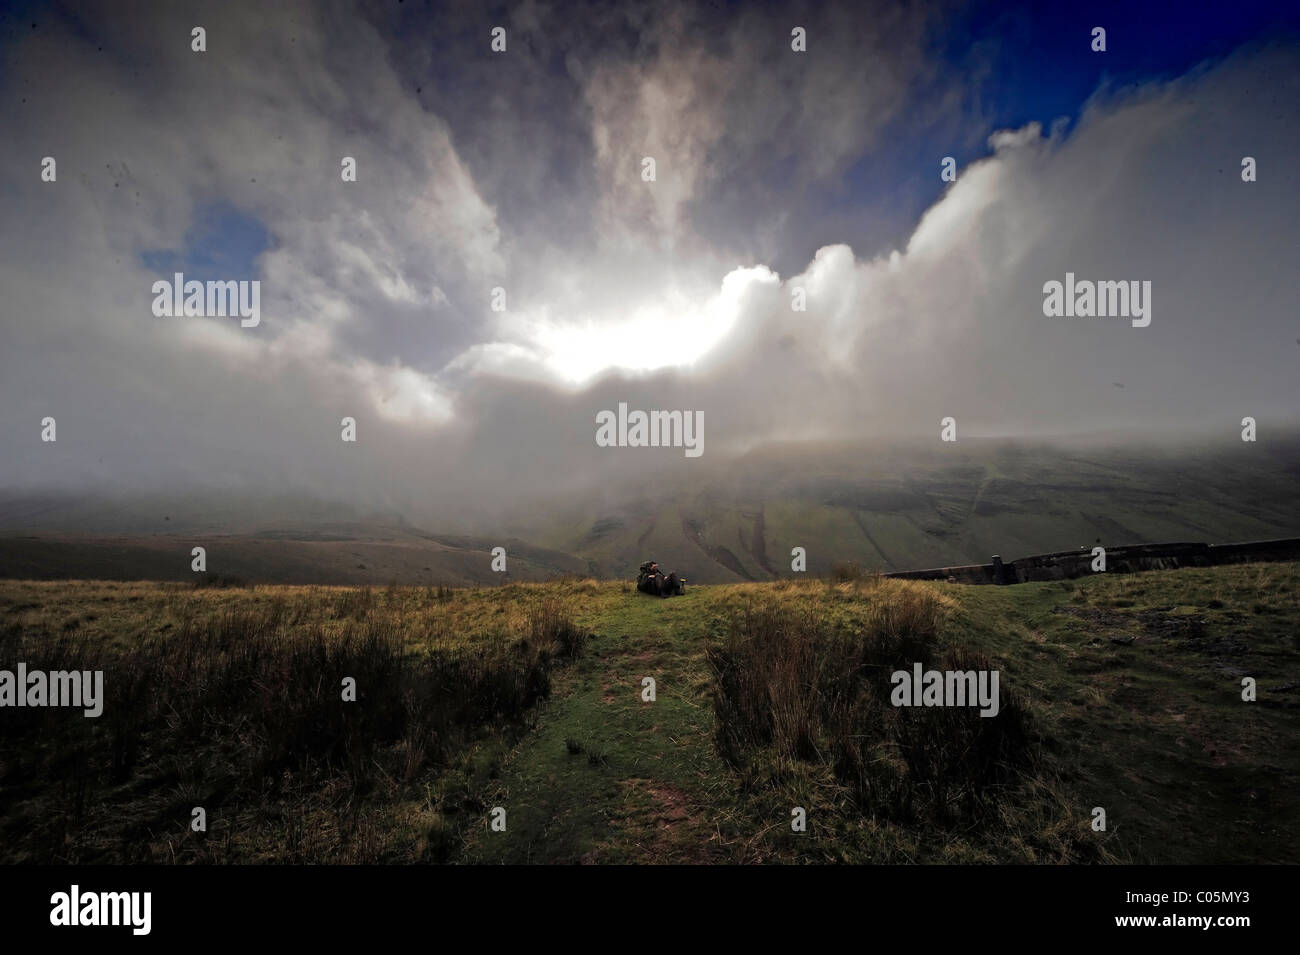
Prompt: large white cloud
<box><xmin>0</xmin><ymin>2</ymin><xmax>1296</xmax><ymax>527</ymax></box>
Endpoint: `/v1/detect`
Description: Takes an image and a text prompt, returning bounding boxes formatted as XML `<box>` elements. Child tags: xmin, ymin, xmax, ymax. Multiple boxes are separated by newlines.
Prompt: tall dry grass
<box><xmin>708</xmin><ymin>588</ymin><xmax>1034</xmax><ymax>827</ymax></box>
<box><xmin>0</xmin><ymin>593</ymin><xmax>588</xmax><ymax>863</ymax></box>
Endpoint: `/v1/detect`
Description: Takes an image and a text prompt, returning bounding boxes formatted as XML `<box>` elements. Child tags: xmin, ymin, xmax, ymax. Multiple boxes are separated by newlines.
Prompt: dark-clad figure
<box><xmin>637</xmin><ymin>560</ymin><xmax>685</xmax><ymax>597</ymax></box>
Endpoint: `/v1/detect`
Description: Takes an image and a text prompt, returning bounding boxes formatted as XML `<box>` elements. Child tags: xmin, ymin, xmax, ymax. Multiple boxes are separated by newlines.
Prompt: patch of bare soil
<box><xmin>1053</xmin><ymin>605</ymin><xmax>1218</xmax><ymax>647</ymax></box>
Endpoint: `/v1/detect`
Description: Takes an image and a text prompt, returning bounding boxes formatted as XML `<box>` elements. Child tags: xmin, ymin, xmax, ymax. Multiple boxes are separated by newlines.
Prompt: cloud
<box><xmin>0</xmin><ymin>3</ymin><xmax>1296</xmax><ymax>528</ymax></box>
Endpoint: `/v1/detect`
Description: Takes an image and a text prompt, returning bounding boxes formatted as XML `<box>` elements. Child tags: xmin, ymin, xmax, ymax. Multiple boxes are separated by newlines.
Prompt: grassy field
<box><xmin>1</xmin><ymin>562</ymin><xmax>1296</xmax><ymax>864</ymax></box>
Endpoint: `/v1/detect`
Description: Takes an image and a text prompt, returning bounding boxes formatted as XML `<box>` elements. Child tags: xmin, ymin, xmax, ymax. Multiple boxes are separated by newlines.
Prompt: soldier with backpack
<box><xmin>637</xmin><ymin>560</ymin><xmax>686</xmax><ymax>596</ymax></box>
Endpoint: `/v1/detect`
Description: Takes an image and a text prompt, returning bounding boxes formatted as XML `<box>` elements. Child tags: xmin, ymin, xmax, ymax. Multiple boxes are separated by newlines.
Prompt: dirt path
<box><xmin>460</xmin><ymin>592</ymin><xmax>731</xmax><ymax>863</ymax></box>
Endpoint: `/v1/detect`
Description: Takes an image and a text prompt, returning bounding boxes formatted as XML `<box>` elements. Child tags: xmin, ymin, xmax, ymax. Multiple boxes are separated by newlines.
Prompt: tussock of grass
<box><xmin>0</xmin><ymin>590</ymin><xmax>588</xmax><ymax>863</ymax></box>
<box><xmin>707</xmin><ymin>584</ymin><xmax>1103</xmax><ymax>861</ymax></box>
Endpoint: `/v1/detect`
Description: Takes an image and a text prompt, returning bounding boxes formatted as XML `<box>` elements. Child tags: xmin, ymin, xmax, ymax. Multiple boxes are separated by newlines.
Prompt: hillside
<box><xmin>0</xmin><ymin>526</ymin><xmax>589</xmax><ymax>585</ymax></box>
<box><xmin>505</xmin><ymin>437</ymin><xmax>1300</xmax><ymax>582</ymax></box>
<box><xmin>3</xmin><ymin>561</ymin><xmax>1295</xmax><ymax>864</ymax></box>
<box><xmin>4</xmin><ymin>436</ymin><xmax>1299</xmax><ymax>586</ymax></box>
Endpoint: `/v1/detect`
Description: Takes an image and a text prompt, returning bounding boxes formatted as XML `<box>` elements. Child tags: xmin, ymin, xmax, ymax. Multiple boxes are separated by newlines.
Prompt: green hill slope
<box><xmin>512</xmin><ymin>437</ymin><xmax>1300</xmax><ymax>582</ymax></box>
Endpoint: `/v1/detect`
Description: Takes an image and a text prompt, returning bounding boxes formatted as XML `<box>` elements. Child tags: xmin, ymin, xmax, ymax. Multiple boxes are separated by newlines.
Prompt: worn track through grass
<box><xmin>2</xmin><ymin>563</ymin><xmax>1296</xmax><ymax>864</ymax></box>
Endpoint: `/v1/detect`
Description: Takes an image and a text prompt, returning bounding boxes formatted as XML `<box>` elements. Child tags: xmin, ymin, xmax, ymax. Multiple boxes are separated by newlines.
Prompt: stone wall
<box><xmin>884</xmin><ymin>538</ymin><xmax>1300</xmax><ymax>586</ymax></box>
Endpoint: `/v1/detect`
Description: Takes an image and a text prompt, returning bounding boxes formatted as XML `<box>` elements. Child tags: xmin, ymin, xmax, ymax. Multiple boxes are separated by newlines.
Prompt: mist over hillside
<box><xmin>493</xmin><ymin>431</ymin><xmax>1300</xmax><ymax>581</ymax></box>
<box><xmin>4</xmin><ymin>431</ymin><xmax>1297</xmax><ymax>584</ymax></box>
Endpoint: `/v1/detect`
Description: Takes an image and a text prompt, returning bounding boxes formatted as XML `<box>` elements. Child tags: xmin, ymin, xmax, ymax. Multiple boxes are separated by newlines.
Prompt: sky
<box><xmin>1</xmin><ymin>0</ymin><xmax>1297</xmax><ymax>522</ymax></box>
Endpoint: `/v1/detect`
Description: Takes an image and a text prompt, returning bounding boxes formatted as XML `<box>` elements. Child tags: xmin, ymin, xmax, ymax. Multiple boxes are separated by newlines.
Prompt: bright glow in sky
<box><xmin>514</xmin><ymin>266</ymin><xmax>779</xmax><ymax>385</ymax></box>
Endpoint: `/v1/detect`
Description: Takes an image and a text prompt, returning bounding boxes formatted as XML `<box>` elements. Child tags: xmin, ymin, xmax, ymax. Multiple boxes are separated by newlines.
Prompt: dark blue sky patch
<box><xmin>140</xmin><ymin>200</ymin><xmax>273</xmax><ymax>282</ymax></box>
<box><xmin>954</xmin><ymin>0</ymin><xmax>1300</xmax><ymax>131</ymax></box>
<box><xmin>803</xmin><ymin>0</ymin><xmax>1300</xmax><ymax>267</ymax></box>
